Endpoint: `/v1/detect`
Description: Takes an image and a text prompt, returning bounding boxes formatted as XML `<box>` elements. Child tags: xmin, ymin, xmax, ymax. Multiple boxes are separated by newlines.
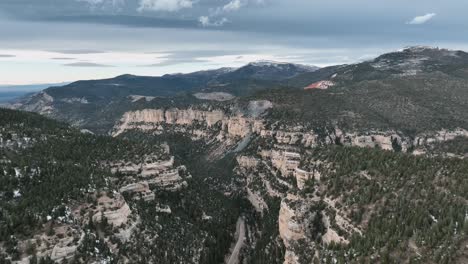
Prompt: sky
<box><xmin>1</xmin><ymin>0</ymin><xmax>468</xmax><ymax>85</ymax></box>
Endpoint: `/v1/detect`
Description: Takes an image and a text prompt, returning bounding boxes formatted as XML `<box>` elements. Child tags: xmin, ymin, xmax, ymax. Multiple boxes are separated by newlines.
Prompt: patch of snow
<box><xmin>248</xmin><ymin>60</ymin><xmax>318</xmax><ymax>71</ymax></box>
<box><xmin>14</xmin><ymin>168</ymin><xmax>21</xmax><ymax>177</ymax></box>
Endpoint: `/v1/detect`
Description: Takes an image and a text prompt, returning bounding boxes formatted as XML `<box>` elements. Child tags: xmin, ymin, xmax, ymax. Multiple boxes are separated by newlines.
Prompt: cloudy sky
<box><xmin>0</xmin><ymin>0</ymin><xmax>468</xmax><ymax>85</ymax></box>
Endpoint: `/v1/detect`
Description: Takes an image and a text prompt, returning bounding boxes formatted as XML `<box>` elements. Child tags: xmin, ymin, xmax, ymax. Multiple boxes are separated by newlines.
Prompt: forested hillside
<box><xmin>2</xmin><ymin>47</ymin><xmax>468</xmax><ymax>264</ymax></box>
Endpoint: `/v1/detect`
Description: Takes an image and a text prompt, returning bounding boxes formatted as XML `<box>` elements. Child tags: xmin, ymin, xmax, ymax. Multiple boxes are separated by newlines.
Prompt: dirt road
<box><xmin>226</xmin><ymin>217</ymin><xmax>246</xmax><ymax>264</ymax></box>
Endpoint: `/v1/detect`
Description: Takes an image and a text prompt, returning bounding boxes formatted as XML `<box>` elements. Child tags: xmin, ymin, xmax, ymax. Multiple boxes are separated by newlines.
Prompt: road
<box><xmin>226</xmin><ymin>217</ymin><xmax>246</xmax><ymax>264</ymax></box>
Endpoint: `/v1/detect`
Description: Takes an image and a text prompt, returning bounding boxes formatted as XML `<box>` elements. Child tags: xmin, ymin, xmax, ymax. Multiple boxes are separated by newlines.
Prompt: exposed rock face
<box><xmin>113</xmin><ymin>108</ymin><xmax>225</xmax><ymax>136</ymax></box>
<box><xmin>93</xmin><ymin>193</ymin><xmax>131</xmax><ymax>227</ymax></box>
<box><xmin>266</xmin><ymin>150</ymin><xmax>301</xmax><ymax>177</ymax></box>
<box><xmin>119</xmin><ymin>181</ymin><xmax>155</xmax><ymax>201</ymax></box>
<box><xmin>236</xmin><ymin>156</ymin><xmax>260</xmax><ymax>169</ymax></box>
<box><xmin>147</xmin><ymin>166</ymin><xmax>188</xmax><ymax>190</ymax></box>
<box><xmin>119</xmin><ymin>181</ymin><xmax>149</xmax><ymax>194</ymax></box>
<box><xmin>279</xmin><ymin>195</ymin><xmax>305</xmax><ymax>248</ymax></box>
<box><xmin>110</xmin><ymin>156</ymin><xmax>175</xmax><ymax>176</ymax></box>
<box><xmin>415</xmin><ymin>128</ymin><xmax>468</xmax><ymax>145</ymax></box>
<box><xmin>114</xmin><ymin>108</ymin><xmax>468</xmax><ymax>156</ymax></box>
<box><xmin>50</xmin><ymin>232</ymin><xmax>85</xmax><ymax>262</ymax></box>
<box><xmin>225</xmin><ymin>116</ymin><xmax>255</xmax><ymax>138</ymax></box>
<box><xmin>113</xmin><ymin>107</ymin><xmax>266</xmax><ymax>140</ymax></box>
<box><xmin>278</xmin><ymin>195</ymin><xmax>315</xmax><ymax>264</ymax></box>
<box><xmin>111</xmin><ymin>155</ymin><xmax>189</xmax><ymax>200</ymax></box>
<box><xmin>247</xmin><ymin>188</ymin><xmax>268</xmax><ymax>213</ymax></box>
<box><xmin>165</xmin><ymin>108</ymin><xmax>225</xmax><ymax>126</ymax></box>
<box><xmin>16</xmin><ymin>92</ymin><xmax>54</xmax><ymax>115</ymax></box>
<box><xmin>294</xmin><ymin>168</ymin><xmax>318</xmax><ymax>190</ymax></box>
<box><xmin>141</xmin><ymin>157</ymin><xmax>175</xmax><ymax>177</ymax></box>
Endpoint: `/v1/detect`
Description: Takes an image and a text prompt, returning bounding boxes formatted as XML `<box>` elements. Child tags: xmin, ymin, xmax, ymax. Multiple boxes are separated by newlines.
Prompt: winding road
<box><xmin>226</xmin><ymin>217</ymin><xmax>246</xmax><ymax>264</ymax></box>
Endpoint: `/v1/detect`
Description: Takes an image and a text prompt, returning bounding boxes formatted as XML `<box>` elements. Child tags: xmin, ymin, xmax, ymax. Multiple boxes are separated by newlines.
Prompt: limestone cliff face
<box><xmin>224</xmin><ymin>116</ymin><xmax>257</xmax><ymax>137</ymax></box>
<box><xmin>92</xmin><ymin>193</ymin><xmax>132</xmax><ymax>227</ymax></box>
<box><xmin>413</xmin><ymin>128</ymin><xmax>468</xmax><ymax>154</ymax></box>
<box><xmin>165</xmin><ymin>108</ymin><xmax>225</xmax><ymax>126</ymax></box>
<box><xmin>279</xmin><ymin>196</ymin><xmax>303</xmax><ymax>264</ymax></box>
<box><xmin>113</xmin><ymin>108</ymin><xmax>225</xmax><ymax>136</ymax></box>
<box><xmin>278</xmin><ymin>195</ymin><xmax>321</xmax><ymax>264</ymax></box>
<box><xmin>259</xmin><ymin>127</ymin><xmax>468</xmax><ymax>154</ymax></box>
<box><xmin>114</xmin><ymin>108</ymin><xmax>468</xmax><ymax>157</ymax></box>
<box><xmin>279</xmin><ymin>195</ymin><xmax>305</xmax><ymax>248</ymax></box>
<box><xmin>113</xmin><ymin>108</ymin><xmax>264</xmax><ymax>140</ymax></box>
<box><xmin>236</xmin><ymin>156</ymin><xmax>260</xmax><ymax>168</ymax></box>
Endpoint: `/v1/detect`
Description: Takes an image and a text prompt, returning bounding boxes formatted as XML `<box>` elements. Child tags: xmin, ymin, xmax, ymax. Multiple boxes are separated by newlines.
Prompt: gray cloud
<box><xmin>41</xmin><ymin>14</ymin><xmax>198</xmax><ymax>29</ymax></box>
<box><xmin>2</xmin><ymin>0</ymin><xmax>468</xmax><ymax>84</ymax></box>
<box><xmin>64</xmin><ymin>62</ymin><xmax>114</xmax><ymax>67</ymax></box>
<box><xmin>51</xmin><ymin>57</ymin><xmax>77</xmax><ymax>60</ymax></box>
<box><xmin>141</xmin><ymin>49</ymin><xmax>251</xmax><ymax>66</ymax></box>
<box><xmin>0</xmin><ymin>54</ymin><xmax>15</xmax><ymax>58</ymax></box>
<box><xmin>53</xmin><ymin>49</ymin><xmax>107</xmax><ymax>54</ymax></box>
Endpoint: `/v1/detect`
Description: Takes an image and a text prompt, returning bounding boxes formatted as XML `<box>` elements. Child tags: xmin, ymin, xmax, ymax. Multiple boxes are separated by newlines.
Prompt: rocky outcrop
<box><xmin>294</xmin><ymin>168</ymin><xmax>317</xmax><ymax>190</ymax></box>
<box><xmin>15</xmin><ymin>92</ymin><xmax>54</xmax><ymax>115</ymax></box>
<box><xmin>225</xmin><ymin>116</ymin><xmax>255</xmax><ymax>138</ymax></box>
<box><xmin>236</xmin><ymin>156</ymin><xmax>260</xmax><ymax>169</ymax></box>
<box><xmin>110</xmin><ymin>156</ymin><xmax>175</xmax><ymax>176</ymax></box>
<box><xmin>113</xmin><ymin>108</ymin><xmax>225</xmax><ymax>136</ymax></box>
<box><xmin>278</xmin><ymin>195</ymin><xmax>309</xmax><ymax>264</ymax></box>
<box><xmin>414</xmin><ymin>128</ymin><xmax>468</xmax><ymax>146</ymax></box>
<box><xmin>164</xmin><ymin>108</ymin><xmax>225</xmax><ymax>126</ymax></box>
<box><xmin>93</xmin><ymin>193</ymin><xmax>131</xmax><ymax>227</ymax></box>
<box><xmin>147</xmin><ymin>166</ymin><xmax>188</xmax><ymax>190</ymax></box>
<box><xmin>50</xmin><ymin>232</ymin><xmax>85</xmax><ymax>262</ymax></box>
<box><xmin>279</xmin><ymin>195</ymin><xmax>305</xmax><ymax>248</ymax></box>
<box><xmin>259</xmin><ymin>127</ymin><xmax>468</xmax><ymax>154</ymax></box>
<box><xmin>119</xmin><ymin>181</ymin><xmax>155</xmax><ymax>201</ymax></box>
<box><xmin>113</xmin><ymin>108</ymin><xmax>267</xmax><ymax>140</ymax></box>
<box><xmin>262</xmin><ymin>150</ymin><xmax>301</xmax><ymax>177</ymax></box>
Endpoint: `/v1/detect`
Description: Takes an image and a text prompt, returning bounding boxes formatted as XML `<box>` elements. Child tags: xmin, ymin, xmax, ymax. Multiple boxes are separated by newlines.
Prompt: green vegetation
<box><xmin>0</xmin><ymin>109</ymin><xmax>165</xmax><ymax>242</ymax></box>
<box><xmin>304</xmin><ymin>146</ymin><xmax>468</xmax><ymax>263</ymax></box>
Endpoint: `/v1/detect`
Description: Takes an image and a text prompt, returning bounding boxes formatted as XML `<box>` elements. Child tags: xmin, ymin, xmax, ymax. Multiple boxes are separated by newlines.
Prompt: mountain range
<box><xmin>1</xmin><ymin>46</ymin><xmax>468</xmax><ymax>264</ymax></box>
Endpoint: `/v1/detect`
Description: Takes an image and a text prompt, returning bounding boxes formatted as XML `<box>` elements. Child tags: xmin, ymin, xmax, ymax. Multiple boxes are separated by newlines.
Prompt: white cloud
<box><xmin>77</xmin><ymin>0</ymin><xmax>125</xmax><ymax>9</ymax></box>
<box><xmin>407</xmin><ymin>13</ymin><xmax>436</xmax><ymax>25</ymax></box>
<box><xmin>223</xmin><ymin>0</ymin><xmax>244</xmax><ymax>12</ymax></box>
<box><xmin>138</xmin><ymin>0</ymin><xmax>193</xmax><ymax>12</ymax></box>
<box><xmin>199</xmin><ymin>16</ymin><xmax>228</xmax><ymax>27</ymax></box>
<box><xmin>195</xmin><ymin>54</ymin><xmax>303</xmax><ymax>67</ymax></box>
<box><xmin>0</xmin><ymin>49</ymin><xmax>170</xmax><ymax>65</ymax></box>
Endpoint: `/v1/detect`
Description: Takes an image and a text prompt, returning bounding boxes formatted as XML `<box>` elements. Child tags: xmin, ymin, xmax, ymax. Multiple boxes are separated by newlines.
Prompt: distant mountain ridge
<box><xmin>0</xmin><ymin>82</ymin><xmax>69</xmax><ymax>103</ymax></box>
<box><xmin>26</xmin><ymin>61</ymin><xmax>318</xmax><ymax>104</ymax></box>
<box><xmin>11</xmin><ymin>46</ymin><xmax>468</xmax><ymax>134</ymax></box>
